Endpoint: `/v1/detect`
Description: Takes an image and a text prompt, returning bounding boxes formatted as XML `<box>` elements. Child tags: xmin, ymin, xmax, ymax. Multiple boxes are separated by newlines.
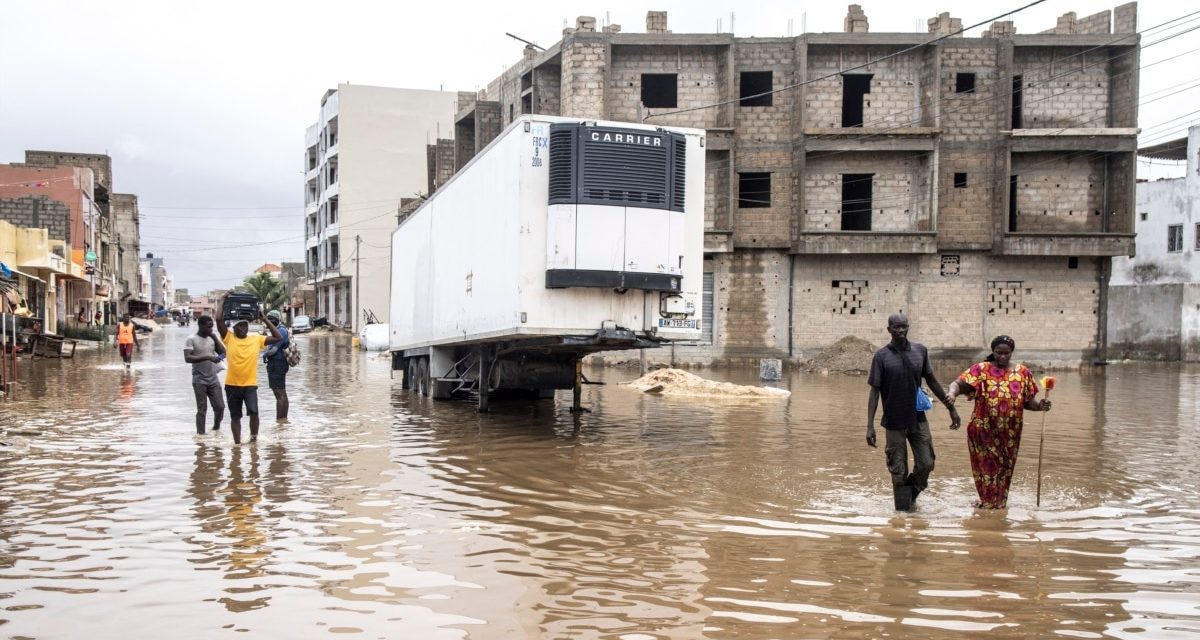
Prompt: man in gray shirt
<box><xmin>184</xmin><ymin>315</ymin><xmax>226</xmax><ymax>435</ymax></box>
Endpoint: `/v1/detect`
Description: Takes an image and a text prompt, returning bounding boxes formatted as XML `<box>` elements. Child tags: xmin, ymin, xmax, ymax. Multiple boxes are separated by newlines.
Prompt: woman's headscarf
<box><xmin>985</xmin><ymin>335</ymin><xmax>1016</xmax><ymax>362</ymax></box>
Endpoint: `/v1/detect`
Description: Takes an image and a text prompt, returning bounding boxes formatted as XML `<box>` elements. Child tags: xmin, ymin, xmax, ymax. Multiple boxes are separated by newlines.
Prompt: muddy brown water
<box><xmin>1</xmin><ymin>326</ymin><xmax>1198</xmax><ymax>638</ymax></box>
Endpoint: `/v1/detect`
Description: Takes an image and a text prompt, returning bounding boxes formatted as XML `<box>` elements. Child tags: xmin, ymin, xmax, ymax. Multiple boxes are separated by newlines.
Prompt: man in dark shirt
<box><xmin>867</xmin><ymin>313</ymin><xmax>960</xmax><ymax>510</ymax></box>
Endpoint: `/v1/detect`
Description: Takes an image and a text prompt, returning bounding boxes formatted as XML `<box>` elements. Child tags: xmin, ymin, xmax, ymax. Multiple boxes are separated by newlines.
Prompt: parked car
<box><xmin>291</xmin><ymin>315</ymin><xmax>313</xmax><ymax>334</ymax></box>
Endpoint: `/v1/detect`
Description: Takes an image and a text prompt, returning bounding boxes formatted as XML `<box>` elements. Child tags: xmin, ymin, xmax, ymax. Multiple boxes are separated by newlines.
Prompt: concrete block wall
<box><xmin>1109</xmin><ymin>44</ymin><xmax>1139</xmax><ymax>128</ymax></box>
<box><xmin>790</xmin><ymin>253</ymin><xmax>1100</xmax><ymax>359</ymax></box>
<box><xmin>1011</xmin><ymin>152</ymin><xmax>1105</xmax><ymax>232</ymax></box>
<box><xmin>734</xmin><ymin>147</ymin><xmax>793</xmax><ymax>246</ymax></box>
<box><xmin>0</xmin><ymin>196</ymin><xmax>72</xmax><ymax>243</ymax></box>
<box><xmin>804</xmin><ymin>47</ymin><xmax>923</xmax><ymax>129</ymax></box>
<box><xmin>454</xmin><ymin>120</ymin><xmax>475</xmax><ymax>171</ymax></box>
<box><xmin>1104</xmin><ymin>150</ymin><xmax>1135</xmax><ymax>233</ymax></box>
<box><xmin>1077</xmin><ymin>10</ymin><xmax>1112</xmax><ymax>34</ymax></box>
<box><xmin>733</xmin><ymin>42</ymin><xmax>795</xmax><ymax>144</ymax></box>
<box><xmin>534</xmin><ymin>65</ymin><xmax>562</xmax><ymax>115</ymax></box>
<box><xmin>936</xmin><ymin>149</ymin><xmax>998</xmax><ymax>248</ymax></box>
<box><xmin>23</xmin><ymin>151</ymin><xmax>111</xmax><ymax>191</ymax></box>
<box><xmin>705</xmin><ymin>149</ymin><xmax>731</xmax><ymax>231</ymax></box>
<box><xmin>475</xmin><ymin>101</ymin><xmax>502</xmax><ymax>150</ymax></box>
<box><xmin>607</xmin><ymin>45</ymin><xmax>724</xmax><ymax>130</ymax></box>
<box><xmin>1013</xmin><ymin>47</ymin><xmax>1111</xmax><ymax>129</ymax></box>
<box><xmin>715</xmin><ymin>249</ymin><xmax>790</xmax><ymax>357</ymax></box>
<box><xmin>560</xmin><ymin>35</ymin><xmax>608</xmax><ymax>119</ymax></box>
<box><xmin>1114</xmin><ymin>3</ymin><xmax>1137</xmax><ymax>34</ymax></box>
<box><xmin>939</xmin><ymin>43</ymin><xmax>1003</xmax><ymax>143</ymax></box>
<box><xmin>802</xmin><ymin>151</ymin><xmax>932</xmax><ymax>232</ymax></box>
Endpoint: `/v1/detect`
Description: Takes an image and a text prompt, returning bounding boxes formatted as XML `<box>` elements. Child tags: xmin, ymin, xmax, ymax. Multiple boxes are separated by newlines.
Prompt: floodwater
<box><xmin>1</xmin><ymin>326</ymin><xmax>1198</xmax><ymax>639</ymax></box>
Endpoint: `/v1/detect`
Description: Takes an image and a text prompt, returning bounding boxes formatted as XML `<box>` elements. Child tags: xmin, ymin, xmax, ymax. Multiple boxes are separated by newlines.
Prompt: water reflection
<box><xmin>0</xmin><ymin>327</ymin><xmax>1198</xmax><ymax>638</ymax></box>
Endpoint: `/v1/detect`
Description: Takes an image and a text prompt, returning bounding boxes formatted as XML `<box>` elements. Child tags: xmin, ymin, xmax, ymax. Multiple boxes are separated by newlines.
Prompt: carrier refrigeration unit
<box><xmin>390</xmin><ymin>115</ymin><xmax>703</xmax><ymax>410</ymax></box>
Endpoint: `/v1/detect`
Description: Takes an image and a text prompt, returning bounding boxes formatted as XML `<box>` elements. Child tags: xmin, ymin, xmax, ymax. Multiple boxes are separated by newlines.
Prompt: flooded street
<box><xmin>1</xmin><ymin>326</ymin><xmax>1199</xmax><ymax>639</ymax></box>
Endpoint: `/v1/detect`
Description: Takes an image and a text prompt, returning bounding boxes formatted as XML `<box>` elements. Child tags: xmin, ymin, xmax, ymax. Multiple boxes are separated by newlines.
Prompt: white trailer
<box><xmin>390</xmin><ymin>115</ymin><xmax>704</xmax><ymax>410</ymax></box>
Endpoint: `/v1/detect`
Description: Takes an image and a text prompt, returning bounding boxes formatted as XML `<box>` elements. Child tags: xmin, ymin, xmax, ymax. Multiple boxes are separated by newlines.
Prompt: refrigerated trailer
<box><xmin>390</xmin><ymin>115</ymin><xmax>704</xmax><ymax>410</ymax></box>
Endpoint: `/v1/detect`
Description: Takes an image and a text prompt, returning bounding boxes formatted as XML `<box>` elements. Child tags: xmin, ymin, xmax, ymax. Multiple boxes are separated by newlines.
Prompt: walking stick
<box><xmin>1035</xmin><ymin>376</ymin><xmax>1056</xmax><ymax>508</ymax></box>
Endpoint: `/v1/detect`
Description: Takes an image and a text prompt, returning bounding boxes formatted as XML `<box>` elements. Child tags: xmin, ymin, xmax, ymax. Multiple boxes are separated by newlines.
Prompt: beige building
<box><xmin>438</xmin><ymin>5</ymin><xmax>1140</xmax><ymax>365</ymax></box>
<box><xmin>304</xmin><ymin>84</ymin><xmax>456</xmax><ymax>331</ymax></box>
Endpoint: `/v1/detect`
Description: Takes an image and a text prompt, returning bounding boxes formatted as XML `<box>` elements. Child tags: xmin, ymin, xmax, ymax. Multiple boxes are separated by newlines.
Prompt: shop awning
<box><xmin>4</xmin><ymin>267</ymin><xmax>46</xmax><ymax>284</ymax></box>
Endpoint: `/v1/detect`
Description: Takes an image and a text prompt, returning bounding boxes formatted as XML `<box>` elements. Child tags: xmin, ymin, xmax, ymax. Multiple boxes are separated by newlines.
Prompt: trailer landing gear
<box><xmin>569</xmin><ymin>359</ymin><xmax>591</xmax><ymax>413</ymax></box>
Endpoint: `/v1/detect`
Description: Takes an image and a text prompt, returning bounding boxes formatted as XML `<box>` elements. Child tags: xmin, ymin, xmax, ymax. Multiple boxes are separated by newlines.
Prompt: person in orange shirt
<box><xmin>216</xmin><ymin>303</ymin><xmax>282</xmax><ymax>445</ymax></box>
<box><xmin>114</xmin><ymin>314</ymin><xmax>139</xmax><ymax>369</ymax></box>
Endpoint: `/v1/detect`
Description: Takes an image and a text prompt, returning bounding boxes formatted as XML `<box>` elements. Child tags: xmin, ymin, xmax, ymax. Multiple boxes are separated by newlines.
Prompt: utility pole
<box><xmin>354</xmin><ymin>234</ymin><xmax>361</xmax><ymax>334</ymax></box>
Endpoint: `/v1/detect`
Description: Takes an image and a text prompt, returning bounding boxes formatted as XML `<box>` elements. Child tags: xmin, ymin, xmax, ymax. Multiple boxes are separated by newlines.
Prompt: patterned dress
<box><xmin>956</xmin><ymin>362</ymin><xmax>1040</xmax><ymax>509</ymax></box>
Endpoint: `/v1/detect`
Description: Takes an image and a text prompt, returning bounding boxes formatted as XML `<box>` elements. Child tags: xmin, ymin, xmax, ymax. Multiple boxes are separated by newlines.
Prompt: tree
<box><xmin>238</xmin><ymin>272</ymin><xmax>287</xmax><ymax>312</ymax></box>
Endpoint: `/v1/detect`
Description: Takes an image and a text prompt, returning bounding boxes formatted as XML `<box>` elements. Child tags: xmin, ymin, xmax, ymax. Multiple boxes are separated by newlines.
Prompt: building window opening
<box><xmin>1140</xmin><ymin>211</ymin><xmax>1149</xmax><ymax>221</ymax></box>
<box><xmin>1195</xmin><ymin>223</ymin><xmax>1200</xmax><ymax>250</ymax></box>
<box><xmin>954</xmin><ymin>172</ymin><xmax>968</xmax><ymax>188</ymax></box>
<box><xmin>1011</xmin><ymin>75</ymin><xmax>1023</xmax><ymax>128</ymax></box>
<box><xmin>1168</xmin><ymin>224</ymin><xmax>1183</xmax><ymax>252</ymax></box>
<box><xmin>1068</xmin><ymin>256</ymin><xmax>1079</xmax><ymax>269</ymax></box>
<box><xmin>841</xmin><ymin>74</ymin><xmax>872</xmax><ymax>127</ymax></box>
<box><xmin>738</xmin><ymin>172</ymin><xmax>771</xmax><ymax>208</ymax></box>
<box><xmin>508</xmin><ymin>104</ymin><xmax>514</xmax><ymax>122</ymax></box>
<box><xmin>329</xmin><ymin>198</ymin><xmax>338</xmax><ymax>224</ymax></box>
<box><xmin>841</xmin><ymin>173</ymin><xmax>873</xmax><ymax>231</ymax></box>
<box><xmin>641</xmin><ymin>74</ymin><xmax>678</xmax><ymax>108</ymax></box>
<box><xmin>956</xmin><ymin>72</ymin><xmax>976</xmax><ymax>94</ymax></box>
<box><xmin>329</xmin><ymin>241</ymin><xmax>340</xmax><ymax>267</ymax></box>
<box><xmin>521</xmin><ymin>93</ymin><xmax>533</xmax><ymax>115</ymax></box>
<box><xmin>701</xmin><ymin>271</ymin><xmax>715</xmax><ymax>344</ymax></box>
<box><xmin>1008</xmin><ymin>175</ymin><xmax>1019</xmax><ymax>232</ymax></box>
<box><xmin>740</xmin><ymin>71</ymin><xmax>773</xmax><ymax>107</ymax></box>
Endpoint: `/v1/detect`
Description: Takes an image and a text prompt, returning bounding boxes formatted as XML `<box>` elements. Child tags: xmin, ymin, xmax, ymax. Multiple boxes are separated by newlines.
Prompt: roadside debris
<box><xmin>625</xmin><ymin>368</ymin><xmax>790</xmax><ymax>398</ymax></box>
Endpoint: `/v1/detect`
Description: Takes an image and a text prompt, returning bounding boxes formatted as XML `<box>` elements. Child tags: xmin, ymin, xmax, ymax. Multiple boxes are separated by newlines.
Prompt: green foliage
<box><xmin>238</xmin><ymin>272</ymin><xmax>287</xmax><ymax>312</ymax></box>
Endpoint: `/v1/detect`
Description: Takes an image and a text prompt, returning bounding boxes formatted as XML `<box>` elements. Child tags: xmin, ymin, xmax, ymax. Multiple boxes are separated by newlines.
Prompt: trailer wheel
<box><xmin>416</xmin><ymin>358</ymin><xmax>430</xmax><ymax>397</ymax></box>
<box><xmin>404</xmin><ymin>358</ymin><xmax>416</xmax><ymax>391</ymax></box>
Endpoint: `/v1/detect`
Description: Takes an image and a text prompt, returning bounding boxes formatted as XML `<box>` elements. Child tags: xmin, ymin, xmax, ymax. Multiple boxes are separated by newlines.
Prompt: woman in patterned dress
<box><xmin>947</xmin><ymin>336</ymin><xmax>1052</xmax><ymax>509</ymax></box>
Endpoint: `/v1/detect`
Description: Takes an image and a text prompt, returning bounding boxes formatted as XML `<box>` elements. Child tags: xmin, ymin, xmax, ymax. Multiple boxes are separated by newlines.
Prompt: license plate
<box><xmin>658</xmin><ymin>318</ymin><xmax>699</xmax><ymax>329</ymax></box>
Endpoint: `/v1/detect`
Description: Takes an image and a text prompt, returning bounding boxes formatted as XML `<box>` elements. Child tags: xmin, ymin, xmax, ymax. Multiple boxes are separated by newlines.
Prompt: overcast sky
<box><xmin>1</xmin><ymin>1</ymin><xmax>1195</xmax><ymax>292</ymax></box>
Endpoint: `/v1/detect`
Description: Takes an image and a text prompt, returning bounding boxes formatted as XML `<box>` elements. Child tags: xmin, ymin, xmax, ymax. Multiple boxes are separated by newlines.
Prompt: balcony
<box><xmin>305</xmin><ymin>201</ymin><xmax>318</xmax><ymax>216</ymax></box>
<box><xmin>802</xmin><ymin>127</ymin><xmax>939</xmax><ymax>152</ymax></box>
<box><xmin>999</xmin><ymin>232</ymin><xmax>1134</xmax><ymax>257</ymax></box>
<box><xmin>793</xmin><ymin>231</ymin><xmax>938</xmax><ymax>255</ymax></box>
<box><xmin>1009</xmin><ymin>128</ymin><xmax>1138</xmax><ymax>153</ymax></box>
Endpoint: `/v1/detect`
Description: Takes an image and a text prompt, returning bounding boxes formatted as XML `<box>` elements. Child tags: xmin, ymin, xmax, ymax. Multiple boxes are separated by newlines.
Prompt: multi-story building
<box><xmin>110</xmin><ymin>193</ymin><xmax>142</xmax><ymax>313</ymax></box>
<box><xmin>304</xmin><ymin>84</ymin><xmax>456</xmax><ymax>331</ymax></box>
<box><xmin>139</xmin><ymin>252</ymin><xmax>170</xmax><ymax>312</ymax></box>
<box><xmin>1108</xmin><ymin>126</ymin><xmax>1200</xmax><ymax>360</ymax></box>
<box><xmin>436</xmin><ymin>5</ymin><xmax>1140</xmax><ymax>364</ymax></box>
<box><xmin>0</xmin><ymin>162</ymin><xmax>101</xmax><ymax>328</ymax></box>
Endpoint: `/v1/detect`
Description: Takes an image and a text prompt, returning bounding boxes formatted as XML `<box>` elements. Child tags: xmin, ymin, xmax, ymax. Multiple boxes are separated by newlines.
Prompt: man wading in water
<box><xmin>866</xmin><ymin>313</ymin><xmax>960</xmax><ymax>510</ymax></box>
<box><xmin>216</xmin><ymin>303</ymin><xmax>282</xmax><ymax>445</ymax></box>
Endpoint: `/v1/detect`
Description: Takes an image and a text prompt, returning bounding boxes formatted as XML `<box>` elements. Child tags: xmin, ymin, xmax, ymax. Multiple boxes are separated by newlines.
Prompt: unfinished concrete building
<box><xmin>436</xmin><ymin>5</ymin><xmax>1140</xmax><ymax>364</ymax></box>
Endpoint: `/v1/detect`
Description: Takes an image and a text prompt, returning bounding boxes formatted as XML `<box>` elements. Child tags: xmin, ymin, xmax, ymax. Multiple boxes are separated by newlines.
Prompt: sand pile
<box><xmin>800</xmin><ymin>336</ymin><xmax>877</xmax><ymax>375</ymax></box>
<box><xmin>625</xmin><ymin>368</ymin><xmax>790</xmax><ymax>398</ymax></box>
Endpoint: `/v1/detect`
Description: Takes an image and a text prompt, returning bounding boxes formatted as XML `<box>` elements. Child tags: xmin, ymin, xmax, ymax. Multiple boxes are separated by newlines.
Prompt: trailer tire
<box><xmin>416</xmin><ymin>358</ymin><xmax>430</xmax><ymax>397</ymax></box>
<box><xmin>405</xmin><ymin>358</ymin><xmax>416</xmax><ymax>391</ymax></box>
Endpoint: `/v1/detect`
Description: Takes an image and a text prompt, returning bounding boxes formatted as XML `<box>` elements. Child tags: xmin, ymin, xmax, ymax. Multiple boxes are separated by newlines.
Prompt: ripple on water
<box><xmin>1</xmin><ymin>332</ymin><xmax>1198</xmax><ymax>638</ymax></box>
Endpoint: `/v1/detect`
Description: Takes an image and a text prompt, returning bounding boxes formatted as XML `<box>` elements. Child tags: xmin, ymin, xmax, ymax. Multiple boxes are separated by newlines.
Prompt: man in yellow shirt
<box><xmin>216</xmin><ymin>304</ymin><xmax>282</xmax><ymax>444</ymax></box>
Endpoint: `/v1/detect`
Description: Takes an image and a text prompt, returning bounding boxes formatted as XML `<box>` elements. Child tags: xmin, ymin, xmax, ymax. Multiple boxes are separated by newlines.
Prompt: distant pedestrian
<box><xmin>184</xmin><ymin>315</ymin><xmax>227</xmax><ymax>435</ymax></box>
<box><xmin>115</xmin><ymin>314</ymin><xmax>139</xmax><ymax>369</ymax></box>
<box><xmin>947</xmin><ymin>335</ymin><xmax>1051</xmax><ymax>509</ymax></box>
<box><xmin>262</xmin><ymin>309</ymin><xmax>290</xmax><ymax>423</ymax></box>
<box><xmin>866</xmin><ymin>313</ymin><xmax>960</xmax><ymax>511</ymax></box>
<box><xmin>216</xmin><ymin>302</ymin><xmax>282</xmax><ymax>444</ymax></box>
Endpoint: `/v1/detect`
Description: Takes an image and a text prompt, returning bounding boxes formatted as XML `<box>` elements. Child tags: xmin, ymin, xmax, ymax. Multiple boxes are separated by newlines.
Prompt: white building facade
<box><xmin>1112</xmin><ymin>126</ymin><xmax>1200</xmax><ymax>286</ymax></box>
<box><xmin>1107</xmin><ymin>126</ymin><xmax>1200</xmax><ymax>360</ymax></box>
<box><xmin>304</xmin><ymin>84</ymin><xmax>456</xmax><ymax>331</ymax></box>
